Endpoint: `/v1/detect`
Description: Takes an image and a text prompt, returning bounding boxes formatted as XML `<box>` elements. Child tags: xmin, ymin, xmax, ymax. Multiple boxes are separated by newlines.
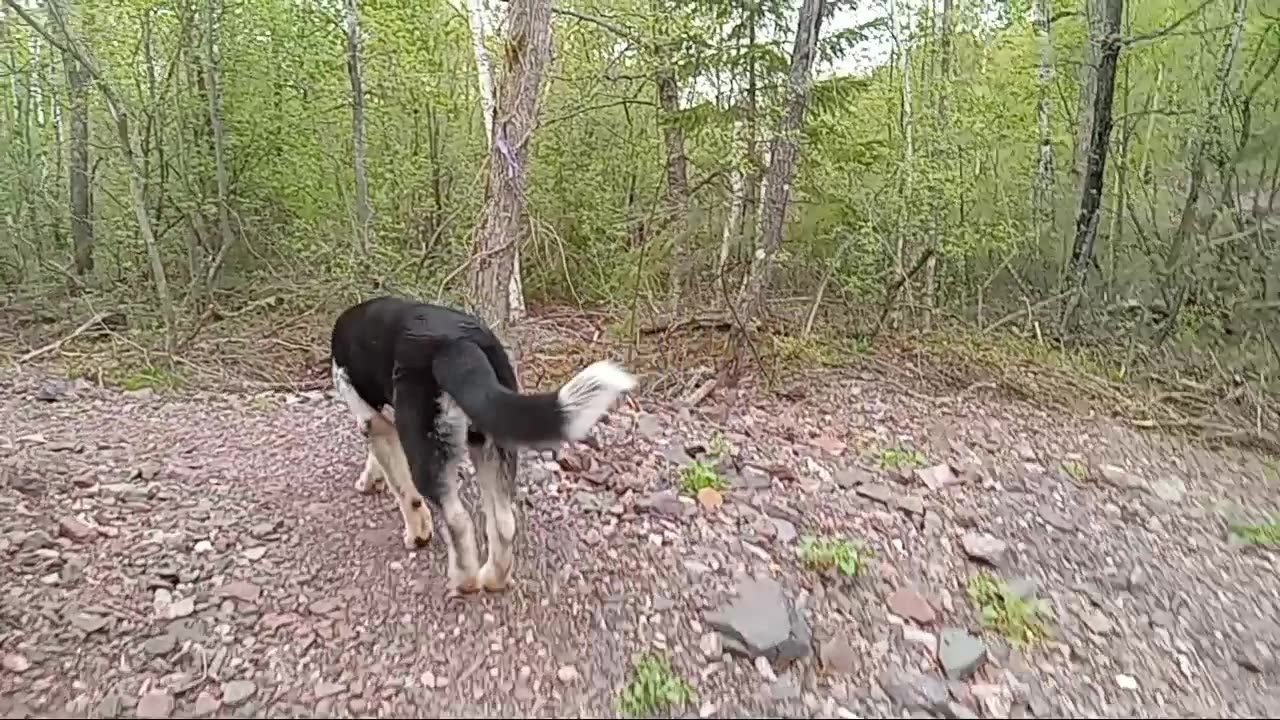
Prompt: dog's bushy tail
<box><xmin>432</xmin><ymin>341</ymin><xmax>636</xmax><ymax>448</ymax></box>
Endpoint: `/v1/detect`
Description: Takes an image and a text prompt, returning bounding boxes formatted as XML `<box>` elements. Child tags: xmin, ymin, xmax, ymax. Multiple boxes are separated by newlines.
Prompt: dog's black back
<box><xmin>330</xmin><ymin>295</ymin><xmax>519</xmax><ymax>422</ymax></box>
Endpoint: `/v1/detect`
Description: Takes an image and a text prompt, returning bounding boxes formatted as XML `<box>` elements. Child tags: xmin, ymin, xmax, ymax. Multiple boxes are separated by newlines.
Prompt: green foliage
<box><xmin>677</xmin><ymin>459</ymin><xmax>727</xmax><ymax>495</ymax></box>
<box><xmin>1061</xmin><ymin>459</ymin><xmax>1088</xmax><ymax>481</ymax></box>
<box><xmin>615</xmin><ymin>652</ymin><xmax>694</xmax><ymax>718</ymax></box>
<box><xmin>798</xmin><ymin>534</ymin><xmax>872</xmax><ymax>577</ymax></box>
<box><xmin>1230</xmin><ymin>515</ymin><xmax>1280</xmax><ymax>546</ymax></box>
<box><xmin>0</xmin><ymin>0</ymin><xmax>1275</xmax><ymax>400</ymax></box>
<box><xmin>876</xmin><ymin>445</ymin><xmax>927</xmax><ymax>471</ymax></box>
<box><xmin>966</xmin><ymin>571</ymin><xmax>1051</xmax><ymax>649</ymax></box>
<box><xmin>111</xmin><ymin>364</ymin><xmax>186</xmax><ymax>393</ymax></box>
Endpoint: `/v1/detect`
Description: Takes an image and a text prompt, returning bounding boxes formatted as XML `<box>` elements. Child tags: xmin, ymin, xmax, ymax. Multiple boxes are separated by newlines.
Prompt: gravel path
<box><xmin>1</xmin><ymin>366</ymin><xmax>1277</xmax><ymax>719</ymax></box>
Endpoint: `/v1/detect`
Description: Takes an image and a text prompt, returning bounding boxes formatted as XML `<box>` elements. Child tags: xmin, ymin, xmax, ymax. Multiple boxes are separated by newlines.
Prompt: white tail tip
<box><xmin>557</xmin><ymin>360</ymin><xmax>637</xmax><ymax>441</ymax></box>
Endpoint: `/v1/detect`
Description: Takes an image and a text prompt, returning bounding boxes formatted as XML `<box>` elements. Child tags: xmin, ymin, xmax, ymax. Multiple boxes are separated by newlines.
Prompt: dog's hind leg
<box><xmin>332</xmin><ymin>360</ymin><xmax>389</xmax><ymax>496</ymax></box>
<box><xmin>470</xmin><ymin>439</ymin><xmax>518</xmax><ymax>592</ymax></box>
<box><xmin>365</xmin><ymin>413</ymin><xmax>434</xmax><ymax>550</ymax></box>
<box><xmin>394</xmin><ymin>380</ymin><xmax>480</xmax><ymax>594</ymax></box>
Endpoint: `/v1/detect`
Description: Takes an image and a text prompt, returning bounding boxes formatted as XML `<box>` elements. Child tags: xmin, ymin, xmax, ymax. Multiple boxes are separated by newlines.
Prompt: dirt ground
<box><xmin>1</xmin><ymin>333</ymin><xmax>1278</xmax><ymax>719</ymax></box>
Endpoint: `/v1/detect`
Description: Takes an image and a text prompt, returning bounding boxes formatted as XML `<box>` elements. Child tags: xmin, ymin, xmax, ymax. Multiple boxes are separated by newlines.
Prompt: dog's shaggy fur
<box><xmin>329</xmin><ymin>296</ymin><xmax>636</xmax><ymax>594</ymax></box>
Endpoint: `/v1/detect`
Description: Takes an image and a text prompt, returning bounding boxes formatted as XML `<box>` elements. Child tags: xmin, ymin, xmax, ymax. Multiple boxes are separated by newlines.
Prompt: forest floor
<box><xmin>1</xmin><ymin>303</ymin><xmax>1278</xmax><ymax>719</ymax></box>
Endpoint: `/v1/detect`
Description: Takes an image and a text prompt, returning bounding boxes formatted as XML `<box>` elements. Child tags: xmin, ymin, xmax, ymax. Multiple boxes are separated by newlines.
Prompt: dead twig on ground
<box><xmin>16</xmin><ymin>313</ymin><xmax>109</xmax><ymax>364</ymax></box>
<box><xmin>680</xmin><ymin>377</ymin><xmax>717</xmax><ymax>407</ymax></box>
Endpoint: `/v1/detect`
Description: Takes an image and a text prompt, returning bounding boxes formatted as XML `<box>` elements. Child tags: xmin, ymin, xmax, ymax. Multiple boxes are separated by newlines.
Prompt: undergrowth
<box><xmin>799</xmin><ymin>534</ymin><xmax>872</xmax><ymax>578</ymax></box>
<box><xmin>966</xmin><ymin>570</ymin><xmax>1051</xmax><ymax>648</ymax></box>
<box><xmin>1230</xmin><ymin>515</ymin><xmax>1280</xmax><ymax>546</ymax></box>
<box><xmin>767</xmin><ymin>332</ymin><xmax>869</xmax><ymax>368</ymax></box>
<box><xmin>8</xmin><ymin>279</ymin><xmax>1276</xmax><ymax>466</ymax></box>
<box><xmin>615</xmin><ymin>652</ymin><xmax>693</xmax><ymax>718</ymax></box>
<box><xmin>876</xmin><ymin>445</ymin><xmax>927</xmax><ymax>471</ymax></box>
<box><xmin>677</xmin><ymin>459</ymin><xmax>727</xmax><ymax>495</ymax></box>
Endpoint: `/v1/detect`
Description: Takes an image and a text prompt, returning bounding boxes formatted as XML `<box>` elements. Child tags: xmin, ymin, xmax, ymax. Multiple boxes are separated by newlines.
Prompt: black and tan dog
<box><xmin>329</xmin><ymin>295</ymin><xmax>636</xmax><ymax>595</ymax></box>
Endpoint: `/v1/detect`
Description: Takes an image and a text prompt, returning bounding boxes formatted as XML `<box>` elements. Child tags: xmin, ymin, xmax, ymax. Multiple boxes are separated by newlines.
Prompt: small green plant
<box><xmin>966</xmin><ymin>571</ymin><xmax>1050</xmax><ymax>649</ymax></box>
<box><xmin>1061</xmin><ymin>460</ymin><xmax>1088</xmax><ymax>481</ymax></box>
<box><xmin>1230</xmin><ymin>514</ymin><xmax>1280</xmax><ymax>546</ymax></box>
<box><xmin>615</xmin><ymin>652</ymin><xmax>694</xmax><ymax>718</ymax></box>
<box><xmin>876</xmin><ymin>445</ymin><xmax>926</xmax><ymax>470</ymax></box>
<box><xmin>112</xmin><ymin>364</ymin><xmax>186</xmax><ymax>393</ymax></box>
<box><xmin>799</xmin><ymin>534</ymin><xmax>872</xmax><ymax>577</ymax></box>
<box><xmin>677</xmin><ymin>459</ymin><xmax>727</xmax><ymax>495</ymax></box>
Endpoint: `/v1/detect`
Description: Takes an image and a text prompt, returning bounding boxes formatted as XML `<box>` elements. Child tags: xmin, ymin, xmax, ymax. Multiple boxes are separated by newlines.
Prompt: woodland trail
<box><xmin>1</xmin><ymin>361</ymin><xmax>1277</xmax><ymax>719</ymax></box>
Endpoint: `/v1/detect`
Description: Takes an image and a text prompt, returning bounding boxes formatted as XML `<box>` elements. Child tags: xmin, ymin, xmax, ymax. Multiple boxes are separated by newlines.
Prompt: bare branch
<box><xmin>1121</xmin><ymin>0</ymin><xmax>1214</xmax><ymax>47</ymax></box>
<box><xmin>550</xmin><ymin>7</ymin><xmax>640</xmax><ymax>43</ymax></box>
<box><xmin>1112</xmin><ymin>108</ymin><xmax>1198</xmax><ymax>122</ymax></box>
<box><xmin>540</xmin><ymin>98</ymin><xmax>656</xmax><ymax>127</ymax></box>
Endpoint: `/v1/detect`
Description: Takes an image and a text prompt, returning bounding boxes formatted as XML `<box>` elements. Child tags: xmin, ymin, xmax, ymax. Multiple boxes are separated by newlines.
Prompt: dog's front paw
<box><xmin>402</xmin><ymin>527</ymin><xmax>431</xmax><ymax>550</ymax></box>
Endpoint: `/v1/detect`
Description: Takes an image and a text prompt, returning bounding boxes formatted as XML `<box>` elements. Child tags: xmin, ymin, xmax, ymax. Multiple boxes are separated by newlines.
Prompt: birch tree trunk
<box><xmin>732</xmin><ymin>0</ymin><xmax>825</xmax><ymax>352</ymax></box>
<box><xmin>343</xmin><ymin>0</ymin><xmax>372</xmax><ymax>258</ymax></box>
<box><xmin>465</xmin><ymin>0</ymin><xmax>526</xmax><ymax>322</ymax></box>
<box><xmin>717</xmin><ymin>118</ymin><xmax>746</xmax><ymax>279</ymax></box>
<box><xmin>1060</xmin><ymin>0</ymin><xmax>1123</xmax><ymax>333</ymax></box>
<box><xmin>468</xmin><ymin>0</ymin><xmax>551</xmax><ymax>354</ymax></box>
<box><xmin>200</xmin><ymin>0</ymin><xmax>235</xmax><ymax>295</ymax></box>
<box><xmin>1032</xmin><ymin>0</ymin><xmax>1054</xmax><ymax>244</ymax></box>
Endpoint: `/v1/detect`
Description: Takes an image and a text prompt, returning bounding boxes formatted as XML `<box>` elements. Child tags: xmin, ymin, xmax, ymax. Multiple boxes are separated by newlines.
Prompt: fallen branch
<box><xmin>640</xmin><ymin>311</ymin><xmax>737</xmax><ymax>335</ymax></box>
<box><xmin>17</xmin><ymin>313</ymin><xmax>108</xmax><ymax>364</ymax></box>
<box><xmin>680</xmin><ymin>377</ymin><xmax>717</xmax><ymax>407</ymax></box>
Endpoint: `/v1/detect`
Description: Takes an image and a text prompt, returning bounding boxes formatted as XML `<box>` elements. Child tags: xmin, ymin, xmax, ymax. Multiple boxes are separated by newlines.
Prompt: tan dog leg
<box><xmin>366</xmin><ymin>413</ymin><xmax>434</xmax><ymax>550</ymax></box>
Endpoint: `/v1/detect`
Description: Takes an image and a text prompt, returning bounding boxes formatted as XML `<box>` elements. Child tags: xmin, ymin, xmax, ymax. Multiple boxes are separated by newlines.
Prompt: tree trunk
<box><xmin>739</xmin><ymin>12</ymin><xmax>761</xmax><ymax>263</ymax></box>
<box><xmin>464</xmin><ymin>0</ymin><xmax>526</xmax><ymax>321</ymax></box>
<box><xmin>200</xmin><ymin>0</ymin><xmax>235</xmax><ymax>296</ymax></box>
<box><xmin>1154</xmin><ymin>0</ymin><xmax>1248</xmax><ymax>346</ymax></box>
<box><xmin>924</xmin><ymin>0</ymin><xmax>953</xmax><ymax>331</ymax></box>
<box><xmin>344</xmin><ymin>0</ymin><xmax>372</xmax><ymax>258</ymax></box>
<box><xmin>717</xmin><ymin>117</ymin><xmax>746</xmax><ymax>279</ymax></box>
<box><xmin>1032</xmin><ymin>0</ymin><xmax>1054</xmax><ymax>244</ymax></box>
<box><xmin>1070</xmin><ymin>0</ymin><xmax>1103</xmax><ymax>206</ymax></box>
<box><xmin>468</xmin><ymin>0</ymin><xmax>552</xmax><ymax>354</ymax></box>
<box><xmin>892</xmin><ymin>0</ymin><xmax>915</xmax><ymax>322</ymax></box>
<box><xmin>54</xmin><ymin>0</ymin><xmax>92</xmax><ymax>277</ymax></box>
<box><xmin>732</xmin><ymin>0</ymin><xmax>825</xmax><ymax>352</ymax></box>
<box><xmin>1060</xmin><ymin>0</ymin><xmax>1123</xmax><ymax>334</ymax></box>
<box><xmin>656</xmin><ymin>64</ymin><xmax>691</xmax><ymax>309</ymax></box>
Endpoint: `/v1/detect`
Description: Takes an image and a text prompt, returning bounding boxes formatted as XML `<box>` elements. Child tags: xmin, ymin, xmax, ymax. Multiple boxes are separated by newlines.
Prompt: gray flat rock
<box><xmin>938</xmin><ymin>627</ymin><xmax>986</xmax><ymax>680</ymax></box>
<box><xmin>706</xmin><ymin>576</ymin><xmax>811</xmax><ymax>669</ymax></box>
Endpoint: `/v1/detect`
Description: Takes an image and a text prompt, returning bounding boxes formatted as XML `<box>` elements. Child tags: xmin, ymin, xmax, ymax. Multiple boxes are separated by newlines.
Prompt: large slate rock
<box><xmin>938</xmin><ymin>627</ymin><xmax>987</xmax><ymax>680</ymax></box>
<box><xmin>705</xmin><ymin>576</ymin><xmax>811</xmax><ymax>669</ymax></box>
